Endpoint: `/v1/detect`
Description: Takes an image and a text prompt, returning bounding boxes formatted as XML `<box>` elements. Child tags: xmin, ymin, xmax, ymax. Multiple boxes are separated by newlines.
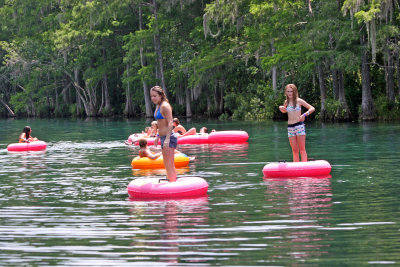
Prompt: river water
<box><xmin>1</xmin><ymin>118</ymin><xmax>400</xmax><ymax>266</ymax></box>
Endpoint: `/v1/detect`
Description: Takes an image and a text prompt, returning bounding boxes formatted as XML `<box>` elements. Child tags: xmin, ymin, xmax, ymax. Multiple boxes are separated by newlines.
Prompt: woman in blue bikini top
<box><xmin>150</xmin><ymin>86</ymin><xmax>177</xmax><ymax>182</ymax></box>
<box><xmin>154</xmin><ymin>106</ymin><xmax>165</xmax><ymax>120</ymax></box>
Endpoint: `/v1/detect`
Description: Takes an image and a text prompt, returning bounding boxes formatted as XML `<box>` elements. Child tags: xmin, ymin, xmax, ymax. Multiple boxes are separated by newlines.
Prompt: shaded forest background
<box><xmin>1</xmin><ymin>0</ymin><xmax>400</xmax><ymax>121</ymax></box>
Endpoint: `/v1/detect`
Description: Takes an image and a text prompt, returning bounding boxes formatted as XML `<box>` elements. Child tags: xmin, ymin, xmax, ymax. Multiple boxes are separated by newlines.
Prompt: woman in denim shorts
<box><xmin>150</xmin><ymin>86</ymin><xmax>178</xmax><ymax>182</ymax></box>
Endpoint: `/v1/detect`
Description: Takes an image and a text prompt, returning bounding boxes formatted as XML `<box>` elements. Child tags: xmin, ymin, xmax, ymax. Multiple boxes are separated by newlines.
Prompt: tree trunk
<box><xmin>219</xmin><ymin>80</ymin><xmax>224</xmax><ymax>113</ymax></box>
<box><xmin>28</xmin><ymin>95</ymin><xmax>36</xmax><ymax>117</ymax></box>
<box><xmin>98</xmin><ymin>80</ymin><xmax>105</xmax><ymax>115</ymax></box>
<box><xmin>207</xmin><ymin>93</ymin><xmax>212</xmax><ymax>115</ymax></box>
<box><xmin>185</xmin><ymin>86</ymin><xmax>192</xmax><ymax>117</ymax></box>
<box><xmin>385</xmin><ymin>45</ymin><xmax>395</xmax><ymax>103</ymax></box>
<box><xmin>213</xmin><ymin>80</ymin><xmax>224</xmax><ymax>114</ymax></box>
<box><xmin>0</xmin><ymin>98</ymin><xmax>15</xmax><ymax>117</ymax></box>
<box><xmin>54</xmin><ymin>75</ymin><xmax>59</xmax><ymax>111</ymax></box>
<box><xmin>71</xmin><ymin>67</ymin><xmax>99</xmax><ymax>117</ymax></box>
<box><xmin>102</xmin><ymin>47</ymin><xmax>112</xmax><ymax>115</ymax></box>
<box><xmin>336</xmin><ymin>70</ymin><xmax>352</xmax><ymax>121</ymax></box>
<box><xmin>74</xmin><ymin>68</ymin><xmax>82</xmax><ymax>116</ymax></box>
<box><xmin>271</xmin><ymin>40</ymin><xmax>277</xmax><ymax>91</ymax></box>
<box><xmin>329</xmin><ymin>33</ymin><xmax>339</xmax><ymax>100</ymax></box>
<box><xmin>397</xmin><ymin>51</ymin><xmax>400</xmax><ymax>97</ymax></box>
<box><xmin>317</xmin><ymin>64</ymin><xmax>327</xmax><ymax>121</ymax></box>
<box><xmin>153</xmin><ymin>0</ymin><xmax>168</xmax><ymax>97</ymax></box>
<box><xmin>61</xmin><ymin>76</ymin><xmax>70</xmax><ymax>104</ymax></box>
<box><xmin>360</xmin><ymin>44</ymin><xmax>375</xmax><ymax>120</ymax></box>
<box><xmin>331</xmin><ymin>68</ymin><xmax>339</xmax><ymax>100</ymax></box>
<box><xmin>139</xmin><ymin>5</ymin><xmax>153</xmax><ymax>118</ymax></box>
<box><xmin>124</xmin><ymin>64</ymin><xmax>135</xmax><ymax>117</ymax></box>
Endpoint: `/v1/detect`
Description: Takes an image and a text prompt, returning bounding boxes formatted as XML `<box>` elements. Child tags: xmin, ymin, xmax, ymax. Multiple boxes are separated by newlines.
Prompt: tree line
<box><xmin>0</xmin><ymin>0</ymin><xmax>399</xmax><ymax>121</ymax></box>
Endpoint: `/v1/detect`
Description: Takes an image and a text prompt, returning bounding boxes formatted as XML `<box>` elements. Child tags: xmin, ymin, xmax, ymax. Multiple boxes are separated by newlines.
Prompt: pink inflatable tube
<box><xmin>135</xmin><ymin>130</ymin><xmax>249</xmax><ymax>146</ymax></box>
<box><xmin>208</xmin><ymin>130</ymin><xmax>249</xmax><ymax>143</ymax></box>
<box><xmin>7</xmin><ymin>141</ymin><xmax>47</xmax><ymax>152</ymax></box>
<box><xmin>127</xmin><ymin>176</ymin><xmax>208</xmax><ymax>199</ymax></box>
<box><xmin>263</xmin><ymin>160</ymin><xmax>331</xmax><ymax>178</ymax></box>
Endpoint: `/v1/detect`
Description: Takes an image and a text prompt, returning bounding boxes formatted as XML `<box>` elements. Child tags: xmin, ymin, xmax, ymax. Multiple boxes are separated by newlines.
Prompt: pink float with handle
<box><xmin>263</xmin><ymin>160</ymin><xmax>331</xmax><ymax>178</ymax></box>
<box><xmin>127</xmin><ymin>176</ymin><xmax>208</xmax><ymax>199</ymax></box>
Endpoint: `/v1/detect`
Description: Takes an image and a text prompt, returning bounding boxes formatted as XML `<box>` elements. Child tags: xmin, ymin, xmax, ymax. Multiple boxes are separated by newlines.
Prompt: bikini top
<box><xmin>154</xmin><ymin>107</ymin><xmax>165</xmax><ymax>120</ymax></box>
<box><xmin>286</xmin><ymin>104</ymin><xmax>301</xmax><ymax>112</ymax></box>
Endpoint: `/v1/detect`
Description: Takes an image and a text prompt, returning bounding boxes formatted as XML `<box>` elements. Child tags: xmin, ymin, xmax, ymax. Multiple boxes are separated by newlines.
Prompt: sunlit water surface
<box><xmin>1</xmin><ymin>118</ymin><xmax>400</xmax><ymax>266</ymax></box>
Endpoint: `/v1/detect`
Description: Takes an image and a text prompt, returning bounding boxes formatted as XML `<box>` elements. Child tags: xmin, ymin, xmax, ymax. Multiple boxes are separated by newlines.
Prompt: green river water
<box><xmin>1</xmin><ymin>118</ymin><xmax>400</xmax><ymax>266</ymax></box>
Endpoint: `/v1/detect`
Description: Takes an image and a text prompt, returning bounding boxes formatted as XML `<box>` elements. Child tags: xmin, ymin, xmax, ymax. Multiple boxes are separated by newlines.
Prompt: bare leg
<box><xmin>288</xmin><ymin>136</ymin><xmax>300</xmax><ymax>162</ymax></box>
<box><xmin>163</xmin><ymin>146</ymin><xmax>177</xmax><ymax>182</ymax></box>
<box><xmin>297</xmin><ymin>135</ymin><xmax>307</xmax><ymax>162</ymax></box>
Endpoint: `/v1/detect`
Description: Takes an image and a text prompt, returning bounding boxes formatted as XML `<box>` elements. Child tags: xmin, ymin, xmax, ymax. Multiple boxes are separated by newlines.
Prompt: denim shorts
<box><xmin>160</xmin><ymin>133</ymin><xmax>178</xmax><ymax>149</ymax></box>
<box><xmin>287</xmin><ymin>122</ymin><xmax>306</xmax><ymax>137</ymax></box>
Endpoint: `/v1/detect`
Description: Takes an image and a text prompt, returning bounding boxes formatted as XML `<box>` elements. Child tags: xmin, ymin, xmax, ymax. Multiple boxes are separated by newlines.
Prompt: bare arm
<box><xmin>147</xmin><ymin>152</ymin><xmax>162</xmax><ymax>160</ymax></box>
<box><xmin>145</xmin><ymin>148</ymin><xmax>162</xmax><ymax>159</ymax></box>
<box><xmin>279</xmin><ymin>100</ymin><xmax>288</xmax><ymax>113</ymax></box>
<box><xmin>153</xmin><ymin>135</ymin><xmax>159</xmax><ymax>147</ymax></box>
<box><xmin>175</xmin><ymin>125</ymin><xmax>186</xmax><ymax>134</ymax></box>
<box><xmin>298</xmin><ymin>98</ymin><xmax>315</xmax><ymax>121</ymax></box>
<box><xmin>149</xmin><ymin>146</ymin><xmax>162</xmax><ymax>153</ymax></box>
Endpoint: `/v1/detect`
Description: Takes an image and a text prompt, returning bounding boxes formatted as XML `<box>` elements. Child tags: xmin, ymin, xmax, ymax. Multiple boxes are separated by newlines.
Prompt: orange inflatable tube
<box><xmin>131</xmin><ymin>153</ymin><xmax>190</xmax><ymax>169</ymax></box>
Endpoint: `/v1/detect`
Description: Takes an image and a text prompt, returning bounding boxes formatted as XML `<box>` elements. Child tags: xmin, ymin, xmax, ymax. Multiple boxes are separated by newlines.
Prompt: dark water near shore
<box><xmin>1</xmin><ymin>118</ymin><xmax>400</xmax><ymax>266</ymax></box>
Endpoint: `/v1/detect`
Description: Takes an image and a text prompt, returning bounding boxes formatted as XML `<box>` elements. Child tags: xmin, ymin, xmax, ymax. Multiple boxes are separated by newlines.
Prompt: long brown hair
<box><xmin>284</xmin><ymin>84</ymin><xmax>299</xmax><ymax>107</ymax></box>
<box><xmin>23</xmin><ymin>126</ymin><xmax>31</xmax><ymax>139</ymax></box>
<box><xmin>150</xmin><ymin>86</ymin><xmax>169</xmax><ymax>103</ymax></box>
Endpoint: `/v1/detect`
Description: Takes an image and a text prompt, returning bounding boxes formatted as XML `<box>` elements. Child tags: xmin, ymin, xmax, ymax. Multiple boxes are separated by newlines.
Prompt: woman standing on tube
<box><xmin>150</xmin><ymin>86</ymin><xmax>178</xmax><ymax>182</ymax></box>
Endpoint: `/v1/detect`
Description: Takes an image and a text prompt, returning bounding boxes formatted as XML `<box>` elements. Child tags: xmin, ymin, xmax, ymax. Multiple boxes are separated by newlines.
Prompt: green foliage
<box><xmin>324</xmin><ymin>98</ymin><xmax>342</xmax><ymax>121</ymax></box>
<box><xmin>224</xmin><ymin>83</ymin><xmax>283</xmax><ymax>121</ymax></box>
<box><xmin>0</xmin><ymin>0</ymin><xmax>398</xmax><ymax>122</ymax></box>
<box><xmin>9</xmin><ymin>92</ymin><xmax>29</xmax><ymax>116</ymax></box>
<box><xmin>374</xmin><ymin>95</ymin><xmax>400</xmax><ymax>120</ymax></box>
<box><xmin>55</xmin><ymin>104</ymin><xmax>70</xmax><ymax>118</ymax></box>
<box><xmin>37</xmin><ymin>104</ymin><xmax>53</xmax><ymax>118</ymax></box>
<box><xmin>218</xmin><ymin>113</ymin><xmax>230</xmax><ymax>121</ymax></box>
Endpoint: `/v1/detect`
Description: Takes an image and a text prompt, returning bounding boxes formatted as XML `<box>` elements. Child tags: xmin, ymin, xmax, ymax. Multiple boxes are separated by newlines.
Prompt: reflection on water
<box><xmin>128</xmin><ymin>197</ymin><xmax>209</xmax><ymax>264</ymax></box>
<box><xmin>179</xmin><ymin>143</ymin><xmax>249</xmax><ymax>169</ymax></box>
<box><xmin>4</xmin><ymin>151</ymin><xmax>48</xmax><ymax>172</ymax></box>
<box><xmin>263</xmin><ymin>176</ymin><xmax>332</xmax><ymax>261</ymax></box>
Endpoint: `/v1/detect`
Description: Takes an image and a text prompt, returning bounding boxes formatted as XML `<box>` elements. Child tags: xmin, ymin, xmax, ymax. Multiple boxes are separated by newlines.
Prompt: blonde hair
<box><xmin>284</xmin><ymin>84</ymin><xmax>299</xmax><ymax>108</ymax></box>
<box><xmin>150</xmin><ymin>86</ymin><xmax>169</xmax><ymax>103</ymax></box>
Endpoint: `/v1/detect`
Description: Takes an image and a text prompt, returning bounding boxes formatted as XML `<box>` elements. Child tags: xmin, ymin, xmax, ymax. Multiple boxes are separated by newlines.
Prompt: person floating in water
<box><xmin>172</xmin><ymin>118</ymin><xmax>197</xmax><ymax>136</ymax></box>
<box><xmin>137</xmin><ymin>139</ymin><xmax>162</xmax><ymax>159</ymax></box>
<box><xmin>19</xmin><ymin>126</ymin><xmax>39</xmax><ymax>143</ymax></box>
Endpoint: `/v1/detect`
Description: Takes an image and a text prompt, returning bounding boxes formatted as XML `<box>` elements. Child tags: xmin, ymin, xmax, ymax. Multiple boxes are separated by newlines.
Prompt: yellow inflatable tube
<box><xmin>131</xmin><ymin>153</ymin><xmax>190</xmax><ymax>169</ymax></box>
